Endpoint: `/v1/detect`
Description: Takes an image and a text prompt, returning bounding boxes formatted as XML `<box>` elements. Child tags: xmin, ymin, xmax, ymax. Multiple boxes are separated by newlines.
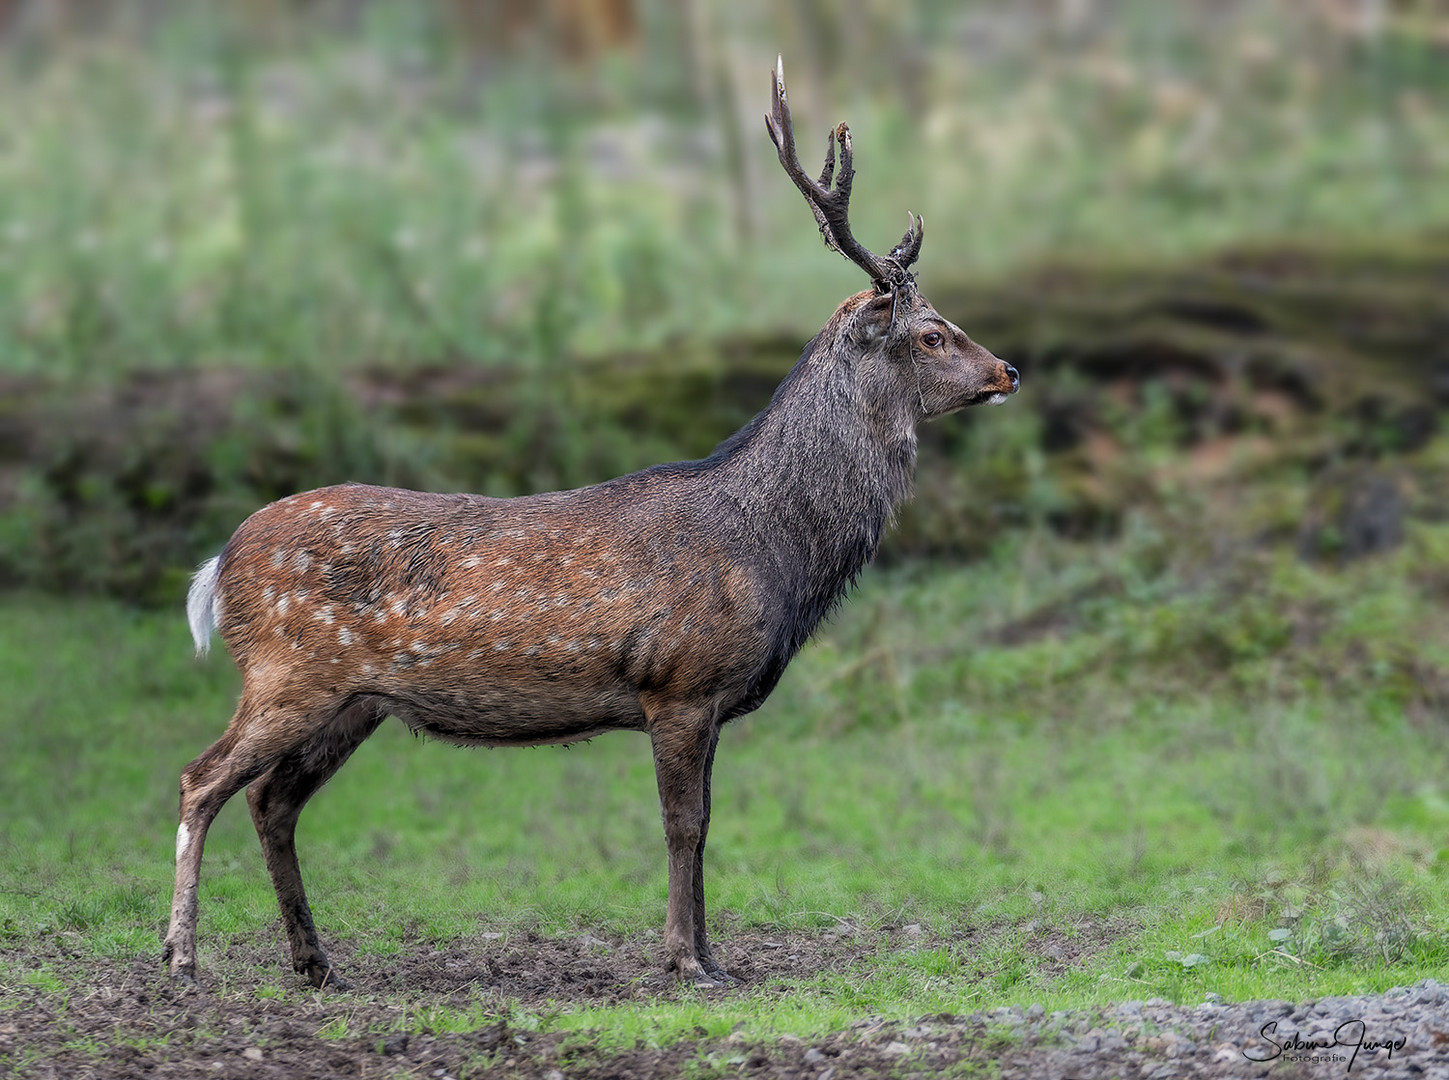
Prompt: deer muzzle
<box><xmin>982</xmin><ymin>360</ymin><xmax>1020</xmax><ymax>406</ymax></box>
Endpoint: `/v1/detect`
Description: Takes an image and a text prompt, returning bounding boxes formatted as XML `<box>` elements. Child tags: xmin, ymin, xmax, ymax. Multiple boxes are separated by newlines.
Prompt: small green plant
<box><xmin>19</xmin><ymin>969</ymin><xmax>64</xmax><ymax>994</ymax></box>
<box><xmin>315</xmin><ymin>1014</ymin><xmax>350</xmax><ymax>1040</ymax></box>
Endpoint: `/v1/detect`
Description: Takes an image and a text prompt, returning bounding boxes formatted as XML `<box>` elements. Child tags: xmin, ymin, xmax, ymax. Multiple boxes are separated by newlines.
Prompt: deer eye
<box><xmin>921</xmin><ymin>331</ymin><xmax>944</xmax><ymax>349</ymax></box>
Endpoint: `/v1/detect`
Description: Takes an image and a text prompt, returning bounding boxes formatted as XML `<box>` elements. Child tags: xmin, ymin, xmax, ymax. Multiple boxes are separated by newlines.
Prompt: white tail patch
<box><xmin>187</xmin><ymin>556</ymin><xmax>222</xmax><ymax>657</ymax></box>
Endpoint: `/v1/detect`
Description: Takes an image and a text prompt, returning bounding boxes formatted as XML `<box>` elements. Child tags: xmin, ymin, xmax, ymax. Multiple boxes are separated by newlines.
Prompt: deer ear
<box><xmin>851</xmin><ymin>293</ymin><xmax>895</xmax><ymax>346</ymax></box>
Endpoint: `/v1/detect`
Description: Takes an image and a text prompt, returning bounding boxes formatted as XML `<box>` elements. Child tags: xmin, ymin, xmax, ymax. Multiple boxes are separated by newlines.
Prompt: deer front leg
<box><xmin>649</xmin><ymin>712</ymin><xmax>726</xmax><ymax>987</ymax></box>
<box><xmin>692</xmin><ymin>729</ymin><xmax>733</xmax><ymax>983</ymax></box>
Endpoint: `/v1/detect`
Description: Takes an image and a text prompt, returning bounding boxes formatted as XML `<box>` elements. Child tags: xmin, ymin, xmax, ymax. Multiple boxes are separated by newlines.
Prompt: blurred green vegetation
<box><xmin>3</xmin><ymin>234</ymin><xmax>1447</xmax><ymax>603</ymax></box>
<box><xmin>0</xmin><ymin>1</ymin><xmax>1444</xmax><ymax>376</ymax></box>
<box><xmin>0</xmin><ymin>1</ymin><xmax>1445</xmax><ymax>603</ymax></box>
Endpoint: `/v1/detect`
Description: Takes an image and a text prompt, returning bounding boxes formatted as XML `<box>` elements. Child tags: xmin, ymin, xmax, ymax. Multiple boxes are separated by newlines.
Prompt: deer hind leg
<box><xmin>246</xmin><ymin>699</ymin><xmax>386</xmax><ymax>990</ymax></box>
<box><xmin>649</xmin><ymin>708</ymin><xmax>727</xmax><ymax>987</ymax></box>
<box><xmin>162</xmin><ymin>691</ymin><xmax>349</xmax><ymax>983</ymax></box>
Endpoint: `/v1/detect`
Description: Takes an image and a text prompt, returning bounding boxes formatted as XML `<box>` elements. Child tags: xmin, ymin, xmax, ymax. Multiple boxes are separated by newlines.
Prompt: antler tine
<box><xmin>816</xmin><ymin>127</ymin><xmax>835</xmax><ymax>191</ymax></box>
<box><xmin>765</xmin><ymin>55</ymin><xmax>894</xmax><ymax>288</ymax></box>
<box><xmin>764</xmin><ymin>57</ymin><xmax>829</xmax><ymax>241</ymax></box>
<box><xmin>887</xmin><ymin>212</ymin><xmax>925</xmax><ymax>272</ymax></box>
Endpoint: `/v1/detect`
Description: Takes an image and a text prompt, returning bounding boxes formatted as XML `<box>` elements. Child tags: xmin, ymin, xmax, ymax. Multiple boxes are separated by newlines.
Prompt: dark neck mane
<box><xmin>711</xmin><ymin>327</ymin><xmax>919</xmax><ymax>653</ymax></box>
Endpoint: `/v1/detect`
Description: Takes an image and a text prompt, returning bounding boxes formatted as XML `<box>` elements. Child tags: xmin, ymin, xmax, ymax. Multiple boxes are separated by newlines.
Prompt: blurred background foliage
<box><xmin>0</xmin><ymin>0</ymin><xmax>1445</xmax><ymax>607</ymax></box>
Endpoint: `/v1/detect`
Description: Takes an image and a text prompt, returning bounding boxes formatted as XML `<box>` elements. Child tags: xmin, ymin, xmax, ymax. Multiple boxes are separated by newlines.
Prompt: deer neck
<box><xmin>718</xmin><ymin>340</ymin><xmax>919</xmax><ymax>637</ymax></box>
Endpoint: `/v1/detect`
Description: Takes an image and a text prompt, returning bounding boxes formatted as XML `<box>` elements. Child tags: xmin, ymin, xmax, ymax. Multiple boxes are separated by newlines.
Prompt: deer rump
<box><xmin>200</xmin><ymin>475</ymin><xmax>790</xmax><ymax>749</ymax></box>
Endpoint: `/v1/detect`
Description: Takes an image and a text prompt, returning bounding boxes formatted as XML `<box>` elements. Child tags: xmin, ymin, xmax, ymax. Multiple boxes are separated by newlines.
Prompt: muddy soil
<box><xmin>3</xmin><ymin>927</ymin><xmax>1445</xmax><ymax>1078</ymax></box>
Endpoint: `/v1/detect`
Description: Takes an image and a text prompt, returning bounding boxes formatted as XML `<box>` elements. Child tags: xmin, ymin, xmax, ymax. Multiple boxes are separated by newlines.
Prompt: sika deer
<box><xmin>164</xmin><ymin>57</ymin><xmax>1019</xmax><ymax>990</ymax></box>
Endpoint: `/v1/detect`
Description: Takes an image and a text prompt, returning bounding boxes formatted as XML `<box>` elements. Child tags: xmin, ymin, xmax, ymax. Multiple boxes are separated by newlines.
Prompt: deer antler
<box><xmin>764</xmin><ymin>55</ymin><xmax>924</xmax><ymax>293</ymax></box>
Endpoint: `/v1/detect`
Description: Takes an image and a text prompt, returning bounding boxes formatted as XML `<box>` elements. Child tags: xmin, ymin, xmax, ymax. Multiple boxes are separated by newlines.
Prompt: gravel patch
<box><xmin>811</xmin><ymin>980</ymin><xmax>1448</xmax><ymax>1079</ymax></box>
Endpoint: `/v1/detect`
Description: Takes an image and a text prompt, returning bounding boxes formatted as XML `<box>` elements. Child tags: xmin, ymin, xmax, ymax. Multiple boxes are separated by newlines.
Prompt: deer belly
<box><xmin>374</xmin><ymin>681</ymin><xmax>645</xmax><ymax>748</ymax></box>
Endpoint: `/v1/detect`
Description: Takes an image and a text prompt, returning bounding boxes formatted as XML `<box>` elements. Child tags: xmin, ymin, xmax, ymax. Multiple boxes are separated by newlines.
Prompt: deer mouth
<box><xmin>971</xmin><ymin>386</ymin><xmax>1016</xmax><ymax>407</ymax></box>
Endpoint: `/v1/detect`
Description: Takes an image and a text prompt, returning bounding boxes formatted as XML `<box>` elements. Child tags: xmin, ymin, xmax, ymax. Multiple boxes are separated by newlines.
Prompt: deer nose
<box><xmin>1004</xmin><ymin>363</ymin><xmax>1020</xmax><ymax>390</ymax></box>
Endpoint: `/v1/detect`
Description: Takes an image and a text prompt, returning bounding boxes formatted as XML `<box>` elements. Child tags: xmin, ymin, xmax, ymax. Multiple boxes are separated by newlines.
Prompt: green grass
<box><xmin>4</xmin><ymin>520</ymin><xmax>1449</xmax><ymax>1045</ymax></box>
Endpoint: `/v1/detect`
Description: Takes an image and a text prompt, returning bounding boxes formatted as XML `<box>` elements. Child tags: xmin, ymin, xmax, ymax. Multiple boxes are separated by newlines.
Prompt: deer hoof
<box><xmin>676</xmin><ymin>957</ymin><xmax>731</xmax><ymax>988</ymax></box>
<box><xmin>301</xmin><ymin>961</ymin><xmax>351</xmax><ymax>991</ymax></box>
<box><xmin>701</xmin><ymin>957</ymin><xmax>736</xmax><ymax>986</ymax></box>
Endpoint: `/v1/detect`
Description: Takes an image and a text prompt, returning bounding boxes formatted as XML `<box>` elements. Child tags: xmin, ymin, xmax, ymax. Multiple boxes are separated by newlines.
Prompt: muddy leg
<box><xmin>691</xmin><ymin>729</ymin><xmax>732</xmax><ymax>983</ymax></box>
<box><xmin>246</xmin><ymin>700</ymin><xmax>385</xmax><ymax>990</ymax></box>
<box><xmin>649</xmin><ymin>710</ymin><xmax>724</xmax><ymax>987</ymax></box>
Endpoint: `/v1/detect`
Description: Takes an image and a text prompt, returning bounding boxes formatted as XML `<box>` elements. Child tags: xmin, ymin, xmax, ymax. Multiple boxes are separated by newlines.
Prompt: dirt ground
<box><xmin>2</xmin><ymin>923</ymin><xmax>1427</xmax><ymax>1079</ymax></box>
<box><xmin>0</xmin><ymin>922</ymin><xmax>1109</xmax><ymax>1079</ymax></box>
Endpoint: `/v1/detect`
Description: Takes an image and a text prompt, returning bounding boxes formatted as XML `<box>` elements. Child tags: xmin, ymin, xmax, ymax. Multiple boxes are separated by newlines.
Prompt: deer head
<box><xmin>764</xmin><ymin>56</ymin><xmax>1018</xmax><ymax>423</ymax></box>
